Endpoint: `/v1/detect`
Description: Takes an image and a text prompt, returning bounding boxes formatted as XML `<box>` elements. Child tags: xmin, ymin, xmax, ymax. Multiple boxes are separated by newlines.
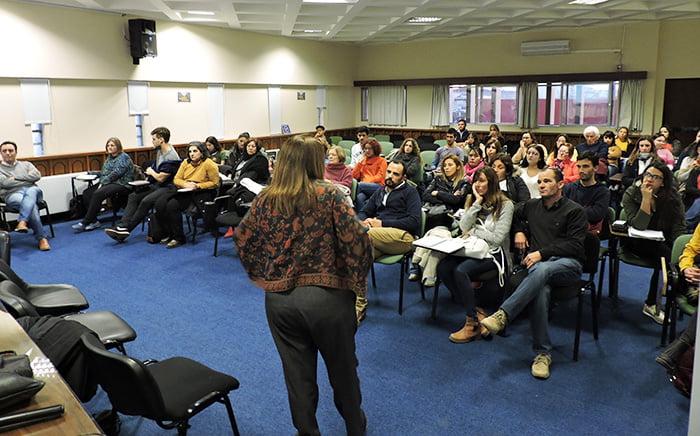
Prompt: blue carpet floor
<box><xmin>9</xmin><ymin>216</ymin><xmax>690</xmax><ymax>435</ymax></box>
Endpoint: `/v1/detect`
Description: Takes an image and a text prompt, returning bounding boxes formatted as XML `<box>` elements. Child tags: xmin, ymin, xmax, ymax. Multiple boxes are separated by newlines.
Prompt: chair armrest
<box><xmin>143</xmin><ymin>359</ymin><xmax>159</xmax><ymax>365</ymax></box>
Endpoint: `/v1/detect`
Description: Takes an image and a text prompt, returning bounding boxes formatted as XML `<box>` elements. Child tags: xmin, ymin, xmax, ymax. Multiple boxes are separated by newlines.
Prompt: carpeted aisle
<box><xmin>9</xmin><ymin>216</ymin><xmax>690</xmax><ymax>435</ymax></box>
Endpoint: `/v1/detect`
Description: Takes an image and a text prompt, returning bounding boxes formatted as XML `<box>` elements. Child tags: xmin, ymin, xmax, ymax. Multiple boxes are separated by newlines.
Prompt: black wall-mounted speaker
<box><xmin>128</xmin><ymin>19</ymin><xmax>157</xmax><ymax>65</ymax></box>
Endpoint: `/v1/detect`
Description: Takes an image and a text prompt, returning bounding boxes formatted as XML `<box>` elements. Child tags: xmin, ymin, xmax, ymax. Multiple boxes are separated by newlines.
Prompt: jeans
<box><xmin>5</xmin><ymin>186</ymin><xmax>47</xmax><ymax>241</ymax></box>
<box><xmin>437</xmin><ymin>256</ymin><xmax>497</xmax><ymax>318</ymax></box>
<box><xmin>266</xmin><ymin>286</ymin><xmax>366</xmax><ymax>436</ymax></box>
<box><xmin>500</xmin><ymin>257</ymin><xmax>582</xmax><ymax>355</ymax></box>
<box><xmin>355</xmin><ymin>182</ymin><xmax>381</xmax><ymax>212</ymax></box>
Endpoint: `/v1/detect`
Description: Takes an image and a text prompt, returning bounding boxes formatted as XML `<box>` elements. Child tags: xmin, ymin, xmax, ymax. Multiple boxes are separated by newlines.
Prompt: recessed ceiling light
<box><xmin>186</xmin><ymin>10</ymin><xmax>215</xmax><ymax>15</ymax></box>
<box><xmin>407</xmin><ymin>17</ymin><xmax>442</xmax><ymax>24</ymax></box>
<box><xmin>569</xmin><ymin>0</ymin><xmax>609</xmax><ymax>5</ymax></box>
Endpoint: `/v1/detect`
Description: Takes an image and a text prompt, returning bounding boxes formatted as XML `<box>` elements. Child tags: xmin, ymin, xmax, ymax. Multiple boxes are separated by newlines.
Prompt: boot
<box><xmin>449</xmin><ymin>316</ymin><xmax>481</xmax><ymax>343</ymax></box>
<box><xmin>475</xmin><ymin>307</ymin><xmax>489</xmax><ymax>337</ymax></box>
<box><xmin>656</xmin><ymin>336</ymin><xmax>691</xmax><ymax>372</ymax></box>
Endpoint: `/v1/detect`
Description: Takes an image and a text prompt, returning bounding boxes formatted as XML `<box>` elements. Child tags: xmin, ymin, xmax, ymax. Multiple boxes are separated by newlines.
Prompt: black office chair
<box><xmin>0</xmin><ymin>230</ymin><xmax>11</xmax><ymax>266</ymax></box>
<box><xmin>0</xmin><ymin>197</ymin><xmax>55</xmax><ymax>238</ymax></box>
<box><xmin>0</xmin><ymin>259</ymin><xmax>87</xmax><ymax>315</ymax></box>
<box><xmin>549</xmin><ymin>231</ymin><xmax>601</xmax><ymax>361</ymax></box>
<box><xmin>81</xmin><ymin>333</ymin><xmax>241</xmax><ymax>436</ymax></box>
<box><xmin>0</xmin><ymin>280</ymin><xmax>136</xmax><ymax>354</ymax></box>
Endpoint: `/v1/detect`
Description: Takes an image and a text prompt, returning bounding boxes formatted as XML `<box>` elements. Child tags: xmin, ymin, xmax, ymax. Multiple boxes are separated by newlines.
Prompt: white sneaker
<box><xmin>642</xmin><ymin>304</ymin><xmax>665</xmax><ymax>325</ymax></box>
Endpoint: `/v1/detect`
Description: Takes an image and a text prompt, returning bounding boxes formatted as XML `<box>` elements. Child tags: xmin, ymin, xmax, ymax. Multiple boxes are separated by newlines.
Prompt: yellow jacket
<box><xmin>679</xmin><ymin>224</ymin><xmax>700</xmax><ymax>272</ymax></box>
<box><xmin>174</xmin><ymin>158</ymin><xmax>220</xmax><ymax>190</ymax></box>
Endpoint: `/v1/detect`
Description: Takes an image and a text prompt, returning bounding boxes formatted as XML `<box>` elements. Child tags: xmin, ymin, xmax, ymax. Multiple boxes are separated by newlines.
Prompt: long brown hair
<box><xmin>261</xmin><ymin>135</ymin><xmax>324</xmax><ymax>216</ymax></box>
<box><xmin>466</xmin><ymin>166</ymin><xmax>511</xmax><ymax>219</ymax></box>
<box><xmin>439</xmin><ymin>155</ymin><xmax>465</xmax><ymax>187</ymax></box>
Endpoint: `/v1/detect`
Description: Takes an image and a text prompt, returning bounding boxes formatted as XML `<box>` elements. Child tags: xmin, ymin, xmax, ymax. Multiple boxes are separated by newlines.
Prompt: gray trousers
<box><xmin>266</xmin><ymin>286</ymin><xmax>366</xmax><ymax>436</ymax></box>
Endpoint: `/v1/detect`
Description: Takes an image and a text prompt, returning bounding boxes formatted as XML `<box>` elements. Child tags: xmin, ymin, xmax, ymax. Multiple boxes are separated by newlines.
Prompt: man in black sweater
<box><xmin>563</xmin><ymin>151</ymin><xmax>611</xmax><ymax>232</ymax></box>
<box><xmin>481</xmin><ymin>167</ymin><xmax>587</xmax><ymax>380</ymax></box>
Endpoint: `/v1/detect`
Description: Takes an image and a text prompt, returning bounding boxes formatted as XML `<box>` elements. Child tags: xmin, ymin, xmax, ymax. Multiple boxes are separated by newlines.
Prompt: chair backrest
<box><xmin>0</xmin><ymin>280</ymin><xmax>39</xmax><ymax>317</ymax></box>
<box><xmin>374</xmin><ymin>135</ymin><xmax>390</xmax><ymax>142</ymax></box>
<box><xmin>80</xmin><ymin>333</ymin><xmax>166</xmax><ymax>420</ymax></box>
<box><xmin>379</xmin><ymin>141</ymin><xmax>394</xmax><ymax>157</ymax></box>
<box><xmin>672</xmin><ymin>234</ymin><xmax>693</xmax><ymax>265</ymax></box>
<box><xmin>420</xmin><ymin>150</ymin><xmax>436</xmax><ymax>167</ymax></box>
<box><xmin>351</xmin><ymin>179</ymin><xmax>358</xmax><ymax>202</ymax></box>
<box><xmin>338</xmin><ymin>140</ymin><xmax>355</xmax><ymax>152</ymax></box>
<box><xmin>329</xmin><ymin>136</ymin><xmax>342</xmax><ymax>145</ymax></box>
<box><xmin>0</xmin><ymin>260</ymin><xmax>29</xmax><ymax>292</ymax></box>
<box><xmin>434</xmin><ymin>139</ymin><xmax>447</xmax><ymax>147</ymax></box>
<box><xmin>581</xmin><ymin>232</ymin><xmax>601</xmax><ymax>275</ymax></box>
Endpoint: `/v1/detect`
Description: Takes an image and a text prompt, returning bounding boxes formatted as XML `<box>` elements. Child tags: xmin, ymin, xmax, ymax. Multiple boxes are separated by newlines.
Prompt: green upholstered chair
<box><xmin>662</xmin><ymin>234</ymin><xmax>697</xmax><ymax>345</ymax></box>
<box><xmin>329</xmin><ymin>135</ymin><xmax>342</xmax><ymax>145</ymax></box>
<box><xmin>370</xmin><ymin>211</ymin><xmax>426</xmax><ymax>315</ymax></box>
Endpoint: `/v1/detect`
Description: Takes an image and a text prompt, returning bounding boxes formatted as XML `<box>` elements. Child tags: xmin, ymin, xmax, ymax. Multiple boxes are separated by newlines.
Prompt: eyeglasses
<box><xmin>643</xmin><ymin>172</ymin><xmax>663</xmax><ymax>181</ymax></box>
<box><xmin>364</xmin><ymin>147</ymin><xmax>373</xmax><ymax>151</ymax></box>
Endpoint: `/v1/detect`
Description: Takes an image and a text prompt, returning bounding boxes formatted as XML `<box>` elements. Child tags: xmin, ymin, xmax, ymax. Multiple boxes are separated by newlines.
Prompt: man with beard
<box><xmin>356</xmin><ymin>160</ymin><xmax>421</xmax><ymax>322</ymax></box>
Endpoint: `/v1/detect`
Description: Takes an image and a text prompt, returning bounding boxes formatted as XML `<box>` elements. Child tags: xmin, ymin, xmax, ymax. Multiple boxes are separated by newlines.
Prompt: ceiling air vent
<box><xmin>520</xmin><ymin>40</ymin><xmax>570</xmax><ymax>56</ymax></box>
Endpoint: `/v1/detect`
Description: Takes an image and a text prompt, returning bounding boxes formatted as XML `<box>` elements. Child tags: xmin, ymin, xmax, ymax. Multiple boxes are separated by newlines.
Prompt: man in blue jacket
<box><xmin>356</xmin><ymin>160</ymin><xmax>422</xmax><ymax>322</ymax></box>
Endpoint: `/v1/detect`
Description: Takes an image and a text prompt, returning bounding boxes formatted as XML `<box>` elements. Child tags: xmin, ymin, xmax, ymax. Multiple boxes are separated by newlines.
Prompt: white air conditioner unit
<box><xmin>521</xmin><ymin>40</ymin><xmax>570</xmax><ymax>56</ymax></box>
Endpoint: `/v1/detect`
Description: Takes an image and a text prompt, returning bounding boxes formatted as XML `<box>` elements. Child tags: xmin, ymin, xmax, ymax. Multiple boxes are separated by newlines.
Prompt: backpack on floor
<box><xmin>69</xmin><ymin>195</ymin><xmax>86</xmax><ymax>220</ymax></box>
<box><xmin>146</xmin><ymin>212</ymin><xmax>164</xmax><ymax>243</ymax></box>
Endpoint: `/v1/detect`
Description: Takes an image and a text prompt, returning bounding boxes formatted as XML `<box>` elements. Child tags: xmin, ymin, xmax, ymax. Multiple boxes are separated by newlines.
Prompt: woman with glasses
<box><xmin>518</xmin><ymin>144</ymin><xmax>547</xmax><ymax>199</ymax></box>
<box><xmin>351</xmin><ymin>138</ymin><xmax>387</xmax><ymax>211</ymax></box>
<box><xmin>621</xmin><ymin>161</ymin><xmax>686</xmax><ymax>324</ymax></box>
<box><xmin>548</xmin><ymin>142</ymin><xmax>578</xmax><ymax>184</ymax></box>
<box><xmin>621</xmin><ymin>136</ymin><xmax>661</xmax><ymax>190</ymax></box>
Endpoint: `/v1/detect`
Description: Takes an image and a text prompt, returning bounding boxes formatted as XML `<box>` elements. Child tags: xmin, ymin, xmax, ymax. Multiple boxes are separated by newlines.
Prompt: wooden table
<box><xmin>0</xmin><ymin>310</ymin><xmax>103</xmax><ymax>435</ymax></box>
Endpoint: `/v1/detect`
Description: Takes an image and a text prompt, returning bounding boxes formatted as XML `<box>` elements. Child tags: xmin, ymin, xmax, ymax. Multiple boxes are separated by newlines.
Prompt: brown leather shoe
<box><xmin>15</xmin><ymin>221</ymin><xmax>29</xmax><ymax>233</ymax></box>
<box><xmin>475</xmin><ymin>307</ymin><xmax>490</xmax><ymax>337</ymax></box>
<box><xmin>38</xmin><ymin>238</ymin><xmax>51</xmax><ymax>251</ymax></box>
<box><xmin>449</xmin><ymin>316</ymin><xmax>481</xmax><ymax>343</ymax></box>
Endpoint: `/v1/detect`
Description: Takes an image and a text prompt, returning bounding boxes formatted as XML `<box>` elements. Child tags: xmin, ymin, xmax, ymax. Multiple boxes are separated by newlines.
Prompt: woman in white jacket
<box><xmin>436</xmin><ymin>166</ymin><xmax>514</xmax><ymax>344</ymax></box>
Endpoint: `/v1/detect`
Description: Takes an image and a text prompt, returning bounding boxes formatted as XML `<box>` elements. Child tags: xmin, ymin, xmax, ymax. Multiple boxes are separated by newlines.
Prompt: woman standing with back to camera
<box><xmin>234</xmin><ymin>135</ymin><xmax>371</xmax><ymax>436</ymax></box>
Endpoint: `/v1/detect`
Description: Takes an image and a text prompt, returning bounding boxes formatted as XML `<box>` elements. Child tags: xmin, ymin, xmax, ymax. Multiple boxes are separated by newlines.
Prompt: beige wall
<box><xmin>3</xmin><ymin>0</ymin><xmax>700</xmax><ymax>156</ymax></box>
<box><xmin>0</xmin><ymin>2</ymin><xmax>359</xmax><ymax>156</ymax></box>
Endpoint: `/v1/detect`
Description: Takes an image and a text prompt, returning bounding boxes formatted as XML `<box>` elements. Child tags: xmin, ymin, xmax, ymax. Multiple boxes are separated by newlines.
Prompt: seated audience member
<box><xmin>224</xmin><ymin>132</ymin><xmax>251</xmax><ymax>169</ymax></box>
<box><xmin>0</xmin><ymin>141</ymin><xmax>50</xmax><ymax>251</ymax></box>
<box><xmin>616</xmin><ymin>126</ymin><xmax>632</xmax><ymax>157</ymax></box>
<box><xmin>683</xmin><ymin>164</ymin><xmax>700</xmax><ymax>231</ymax></box>
<box><xmin>205</xmin><ymin>136</ymin><xmax>229</xmax><ymax>164</ymax></box>
<box><xmin>72</xmin><ymin>137</ymin><xmax>134</xmax><ymax>232</ymax></box>
<box><xmin>621</xmin><ymin>162</ymin><xmax>686</xmax><ymax>324</ymax></box>
<box><xmin>390</xmin><ymin>138</ymin><xmax>423</xmax><ymax>186</ymax></box>
<box><xmin>463</xmin><ymin>147</ymin><xmax>485</xmax><ymax>183</ymax></box>
<box><xmin>464</xmin><ymin>132</ymin><xmax>482</xmax><ymax>154</ymax></box>
<box><xmin>653</xmin><ymin>133</ymin><xmax>675</xmax><ymax>169</ymax></box>
<box><xmin>357</xmin><ymin>160</ymin><xmax>422</xmax><ymax>321</ymax></box>
<box><xmin>352</xmin><ymin>138</ymin><xmax>387</xmax><ymax>211</ymax></box>
<box><xmin>511</xmin><ymin>131</ymin><xmax>536</xmax><ymax>163</ymax></box>
<box><xmin>104</xmin><ymin>127</ymin><xmax>181</xmax><ymax>242</ymax></box>
<box><xmin>490</xmin><ymin>153</ymin><xmax>530</xmax><ymax>205</ymax></box>
<box><xmin>480</xmin><ymin>167</ymin><xmax>587</xmax><ymax>379</ymax></box>
<box><xmin>153</xmin><ymin>141</ymin><xmax>220</xmax><ymax>249</ymax></box>
<box><xmin>656</xmin><ymin>223</ymin><xmax>700</xmax><ymax>371</ymax></box>
<box><xmin>518</xmin><ymin>144</ymin><xmax>547</xmax><ymax>199</ymax></box>
<box><xmin>226</xmin><ymin>137</ymin><xmax>271</xmax><ymax>207</ymax></box>
<box><xmin>454</xmin><ymin>119</ymin><xmax>469</xmax><ymax>147</ymax></box>
<box><xmin>436</xmin><ymin>167</ymin><xmax>514</xmax><ymax>343</ymax></box>
<box><xmin>576</xmin><ymin>126</ymin><xmax>609</xmax><ymax>162</ymax></box>
<box><xmin>484</xmin><ymin>138</ymin><xmax>502</xmax><ymax>166</ymax></box>
<box><xmin>314</xmin><ymin>124</ymin><xmax>330</xmax><ymax>144</ymax></box>
<box><xmin>621</xmin><ymin>136</ymin><xmax>661</xmax><ymax>190</ymax></box>
<box><xmin>484</xmin><ymin>124</ymin><xmax>506</xmax><ymax>150</ymax></box>
<box><xmin>349</xmin><ymin>126</ymin><xmax>370</xmax><ymax>169</ymax></box>
<box><xmin>676</xmin><ymin>131</ymin><xmax>700</xmax><ymax>182</ymax></box>
<box><xmin>562</xmin><ymin>151</ymin><xmax>611</xmax><ymax>234</ymax></box>
<box><xmin>548</xmin><ymin>142</ymin><xmax>578</xmax><ymax>184</ymax></box>
<box><xmin>659</xmin><ymin>125</ymin><xmax>682</xmax><ymax>156</ymax></box>
<box><xmin>431</xmin><ymin>128</ymin><xmax>464</xmax><ymax>170</ymax></box>
<box><xmin>603</xmin><ymin>130</ymin><xmax>622</xmax><ymax>177</ymax></box>
<box><xmin>325</xmin><ymin>145</ymin><xmax>353</xmax><ymax>199</ymax></box>
<box><xmin>422</xmin><ymin>155</ymin><xmax>469</xmax><ymax>231</ymax></box>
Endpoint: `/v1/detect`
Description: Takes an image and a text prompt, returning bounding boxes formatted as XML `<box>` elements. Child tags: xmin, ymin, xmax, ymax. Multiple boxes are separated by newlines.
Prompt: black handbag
<box><xmin>0</xmin><ymin>353</ymin><xmax>33</xmax><ymax>378</ymax></box>
<box><xmin>0</xmin><ymin>373</ymin><xmax>44</xmax><ymax>412</ymax></box>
